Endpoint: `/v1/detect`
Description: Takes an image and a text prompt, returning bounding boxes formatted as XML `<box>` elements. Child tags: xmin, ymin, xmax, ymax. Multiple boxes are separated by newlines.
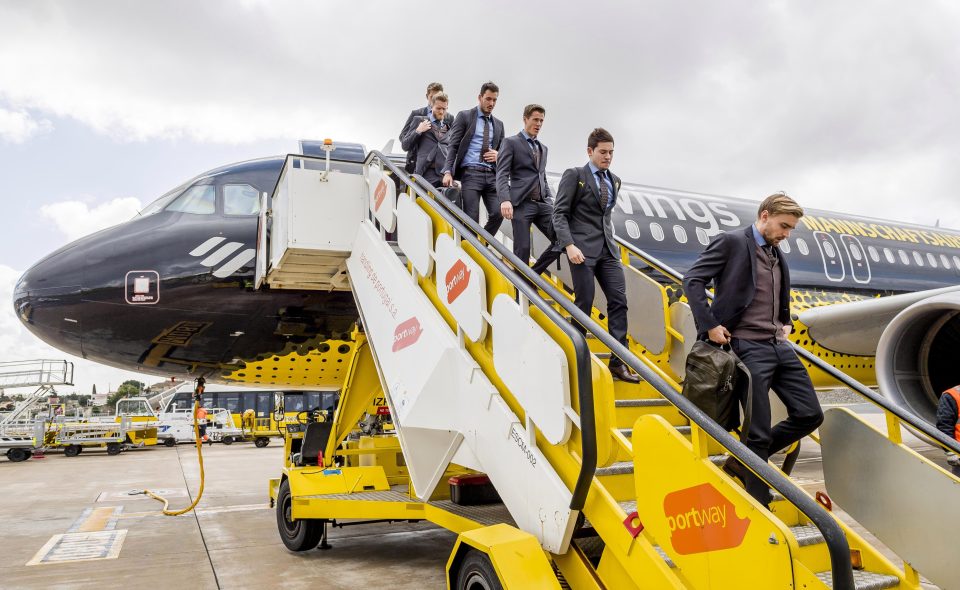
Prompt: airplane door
<box><xmin>840</xmin><ymin>234</ymin><xmax>871</xmax><ymax>284</ymax></box>
<box><xmin>813</xmin><ymin>231</ymin><xmax>845</xmax><ymax>282</ymax></box>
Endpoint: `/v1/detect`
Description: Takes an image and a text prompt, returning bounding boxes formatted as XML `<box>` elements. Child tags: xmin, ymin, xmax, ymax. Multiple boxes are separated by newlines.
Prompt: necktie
<box><xmin>596</xmin><ymin>170</ymin><xmax>609</xmax><ymax>210</ymax></box>
<box><xmin>762</xmin><ymin>244</ymin><xmax>776</xmax><ymax>262</ymax></box>
<box><xmin>480</xmin><ymin>116</ymin><xmax>491</xmax><ymax>160</ymax></box>
<box><xmin>528</xmin><ymin>139</ymin><xmax>542</xmax><ymax>201</ymax></box>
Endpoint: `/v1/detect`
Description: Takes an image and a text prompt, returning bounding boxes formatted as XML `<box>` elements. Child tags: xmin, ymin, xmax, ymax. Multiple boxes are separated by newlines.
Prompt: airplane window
<box><xmin>898</xmin><ymin>250</ymin><xmax>909</xmax><ymax>265</ymax></box>
<box><xmin>650</xmin><ymin>222</ymin><xmax>664</xmax><ymax>242</ymax></box>
<box><xmin>867</xmin><ymin>246</ymin><xmax>879</xmax><ymax>262</ymax></box>
<box><xmin>883</xmin><ymin>248</ymin><xmax>895</xmax><ymax>263</ymax></box>
<box><xmin>954</xmin><ymin>256</ymin><xmax>960</xmax><ymax>270</ymax></box>
<box><xmin>823</xmin><ymin>242</ymin><xmax>836</xmax><ymax>257</ymax></box>
<box><xmin>796</xmin><ymin>238</ymin><xmax>809</xmax><ymax>255</ymax></box>
<box><xmin>625</xmin><ymin>219</ymin><xmax>641</xmax><ymax>239</ymax></box>
<box><xmin>166</xmin><ymin>184</ymin><xmax>215</xmax><ymax>215</ymax></box>
<box><xmin>927</xmin><ymin>253</ymin><xmax>937</xmax><ymax>268</ymax></box>
<box><xmin>673</xmin><ymin>225</ymin><xmax>687</xmax><ymax>244</ymax></box>
<box><xmin>940</xmin><ymin>254</ymin><xmax>951</xmax><ymax>268</ymax></box>
<box><xmin>779</xmin><ymin>239</ymin><xmax>791</xmax><ymax>254</ymax></box>
<box><xmin>696</xmin><ymin>227</ymin><xmax>709</xmax><ymax>245</ymax></box>
<box><xmin>224</xmin><ymin>184</ymin><xmax>261</xmax><ymax>216</ymax></box>
<box><xmin>849</xmin><ymin>243</ymin><xmax>863</xmax><ymax>261</ymax></box>
<box><xmin>912</xmin><ymin>251</ymin><xmax>924</xmax><ymax>266</ymax></box>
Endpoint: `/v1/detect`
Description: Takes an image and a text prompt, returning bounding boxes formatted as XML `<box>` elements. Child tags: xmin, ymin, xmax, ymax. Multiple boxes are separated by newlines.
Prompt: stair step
<box><xmin>615</xmin><ymin>398</ymin><xmax>670</xmax><ymax>408</ymax></box>
<box><xmin>595</xmin><ymin>461</ymin><xmax>634</xmax><ymax>477</ymax></box>
<box><xmin>653</xmin><ymin>545</ymin><xmax>676</xmax><ymax>568</ymax></box>
<box><xmin>814</xmin><ymin>570</ymin><xmax>900</xmax><ymax>590</ymax></box>
<box><xmin>595</xmin><ymin>352</ymin><xmax>612</xmax><ymax>359</ymax></box>
<box><xmin>790</xmin><ymin>524</ymin><xmax>825</xmax><ymax>547</ymax></box>
<box><xmin>620</xmin><ymin>425</ymin><xmax>690</xmax><ymax>438</ymax></box>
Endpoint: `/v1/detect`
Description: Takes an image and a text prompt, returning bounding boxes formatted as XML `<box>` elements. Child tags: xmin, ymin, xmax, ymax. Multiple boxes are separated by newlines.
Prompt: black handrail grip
<box><xmin>367</xmin><ymin>153</ymin><xmax>854</xmax><ymax>589</ymax></box>
<box><xmin>362</xmin><ymin>153</ymin><xmax>596</xmax><ymax>511</ymax></box>
<box><xmin>616</xmin><ymin>236</ymin><xmax>960</xmax><ymax>456</ymax></box>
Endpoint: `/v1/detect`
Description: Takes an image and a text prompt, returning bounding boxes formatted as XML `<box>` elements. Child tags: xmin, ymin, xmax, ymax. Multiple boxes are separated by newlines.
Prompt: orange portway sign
<box><xmin>663</xmin><ymin>482</ymin><xmax>750</xmax><ymax>555</ymax></box>
<box><xmin>445</xmin><ymin>259</ymin><xmax>471</xmax><ymax>304</ymax></box>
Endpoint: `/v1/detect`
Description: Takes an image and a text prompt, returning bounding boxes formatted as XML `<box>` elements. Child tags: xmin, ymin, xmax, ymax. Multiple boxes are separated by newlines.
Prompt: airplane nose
<box><xmin>13</xmin><ymin>248</ymin><xmax>86</xmax><ymax>357</ymax></box>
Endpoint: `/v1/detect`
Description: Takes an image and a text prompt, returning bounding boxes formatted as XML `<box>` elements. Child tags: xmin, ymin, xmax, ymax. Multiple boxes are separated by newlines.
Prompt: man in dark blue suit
<box><xmin>553</xmin><ymin>128</ymin><xmax>639</xmax><ymax>383</ymax></box>
<box><xmin>683</xmin><ymin>193</ymin><xmax>823</xmax><ymax>505</ymax></box>
<box><xmin>442</xmin><ymin>81</ymin><xmax>505</xmax><ymax>236</ymax></box>
<box><xmin>495</xmin><ymin>104</ymin><xmax>562</xmax><ymax>276</ymax></box>
<box><xmin>400</xmin><ymin>92</ymin><xmax>454</xmax><ymax>186</ymax></box>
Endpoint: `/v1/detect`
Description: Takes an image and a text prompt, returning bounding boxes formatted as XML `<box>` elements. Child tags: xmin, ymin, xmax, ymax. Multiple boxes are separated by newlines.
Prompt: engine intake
<box><xmin>876</xmin><ymin>291</ymin><xmax>960</xmax><ymax>422</ymax></box>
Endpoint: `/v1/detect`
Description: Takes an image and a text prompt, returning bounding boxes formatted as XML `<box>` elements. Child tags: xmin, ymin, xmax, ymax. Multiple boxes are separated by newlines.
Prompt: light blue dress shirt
<box><xmin>464</xmin><ymin>106</ymin><xmax>494</xmax><ymax>169</ymax></box>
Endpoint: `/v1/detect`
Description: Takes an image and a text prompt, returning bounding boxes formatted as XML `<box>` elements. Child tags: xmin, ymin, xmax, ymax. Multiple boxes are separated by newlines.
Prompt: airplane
<box><xmin>13</xmin><ymin>140</ymin><xmax>960</xmax><ymax>424</ymax></box>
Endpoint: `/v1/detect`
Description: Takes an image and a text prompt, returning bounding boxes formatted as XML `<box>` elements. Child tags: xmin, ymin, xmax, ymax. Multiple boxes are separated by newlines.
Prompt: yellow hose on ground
<box><xmin>140</xmin><ymin>379</ymin><xmax>206</xmax><ymax>516</ymax></box>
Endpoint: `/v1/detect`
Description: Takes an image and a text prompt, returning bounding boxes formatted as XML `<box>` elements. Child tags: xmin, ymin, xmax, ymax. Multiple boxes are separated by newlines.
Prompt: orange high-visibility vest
<box><xmin>945</xmin><ymin>387</ymin><xmax>960</xmax><ymax>442</ymax></box>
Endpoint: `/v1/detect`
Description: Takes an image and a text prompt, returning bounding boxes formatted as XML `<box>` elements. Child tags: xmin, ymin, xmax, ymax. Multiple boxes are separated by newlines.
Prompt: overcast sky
<box><xmin>1</xmin><ymin>0</ymin><xmax>958</xmax><ymax>394</ymax></box>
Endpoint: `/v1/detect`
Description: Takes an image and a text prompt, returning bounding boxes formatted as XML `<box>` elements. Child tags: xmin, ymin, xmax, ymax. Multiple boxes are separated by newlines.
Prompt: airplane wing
<box><xmin>798</xmin><ymin>285</ymin><xmax>960</xmax><ymax>356</ymax></box>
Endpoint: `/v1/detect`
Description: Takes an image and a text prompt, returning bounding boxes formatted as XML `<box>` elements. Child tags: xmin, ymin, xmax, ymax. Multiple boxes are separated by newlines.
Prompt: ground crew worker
<box><xmin>936</xmin><ymin>385</ymin><xmax>960</xmax><ymax>473</ymax></box>
<box><xmin>196</xmin><ymin>404</ymin><xmax>210</xmax><ymax>445</ymax></box>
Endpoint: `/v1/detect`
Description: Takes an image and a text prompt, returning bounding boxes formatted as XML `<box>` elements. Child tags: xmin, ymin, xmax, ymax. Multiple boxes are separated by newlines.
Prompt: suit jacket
<box><xmin>400</xmin><ymin>106</ymin><xmax>429</xmax><ymax>140</ymax></box>
<box><xmin>495</xmin><ymin>133</ymin><xmax>553</xmax><ymax>206</ymax></box>
<box><xmin>552</xmin><ymin>164</ymin><xmax>622</xmax><ymax>260</ymax></box>
<box><xmin>682</xmin><ymin>225</ymin><xmax>793</xmax><ymax>337</ymax></box>
<box><xmin>442</xmin><ymin>107</ymin><xmax>505</xmax><ymax>179</ymax></box>
<box><xmin>400</xmin><ymin>115</ymin><xmax>453</xmax><ymax>179</ymax></box>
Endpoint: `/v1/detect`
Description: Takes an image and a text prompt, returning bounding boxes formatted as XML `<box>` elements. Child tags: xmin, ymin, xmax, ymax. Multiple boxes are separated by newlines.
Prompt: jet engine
<box><xmin>876</xmin><ymin>291</ymin><xmax>960</xmax><ymax>422</ymax></box>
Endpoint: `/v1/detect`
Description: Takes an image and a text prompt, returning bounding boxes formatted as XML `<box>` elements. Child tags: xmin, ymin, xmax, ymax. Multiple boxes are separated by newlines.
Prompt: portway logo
<box><xmin>444</xmin><ymin>259</ymin><xmax>471</xmax><ymax>304</ymax></box>
<box><xmin>374</xmin><ymin>179</ymin><xmax>387</xmax><ymax>211</ymax></box>
<box><xmin>663</xmin><ymin>482</ymin><xmax>750</xmax><ymax>555</ymax></box>
<box><xmin>392</xmin><ymin>317</ymin><xmax>422</xmax><ymax>352</ymax></box>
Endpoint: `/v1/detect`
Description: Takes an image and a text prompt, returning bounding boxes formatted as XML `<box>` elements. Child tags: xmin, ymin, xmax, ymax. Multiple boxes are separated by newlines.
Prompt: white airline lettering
<box><xmin>616</xmin><ymin>190</ymin><xmax>741</xmax><ymax>237</ymax></box>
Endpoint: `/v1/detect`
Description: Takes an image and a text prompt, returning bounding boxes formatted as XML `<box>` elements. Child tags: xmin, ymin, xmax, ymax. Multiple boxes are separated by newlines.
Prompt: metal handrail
<box><xmin>616</xmin><ymin>236</ymin><xmax>960</xmax><ymax>456</ymax></box>
<box><xmin>362</xmin><ymin>152</ymin><xmax>596</xmax><ymax>511</ymax></box>
<box><xmin>381</xmin><ymin>158</ymin><xmax>854</xmax><ymax>589</ymax></box>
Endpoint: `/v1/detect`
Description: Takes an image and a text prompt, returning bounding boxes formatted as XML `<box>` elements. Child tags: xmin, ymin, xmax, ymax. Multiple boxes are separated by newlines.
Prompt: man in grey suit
<box><xmin>442</xmin><ymin>81</ymin><xmax>505</xmax><ymax>236</ymax></box>
<box><xmin>553</xmin><ymin>128</ymin><xmax>639</xmax><ymax>383</ymax></box>
<box><xmin>496</xmin><ymin>104</ymin><xmax>562</xmax><ymax>276</ymax></box>
<box><xmin>400</xmin><ymin>92</ymin><xmax>454</xmax><ymax>186</ymax></box>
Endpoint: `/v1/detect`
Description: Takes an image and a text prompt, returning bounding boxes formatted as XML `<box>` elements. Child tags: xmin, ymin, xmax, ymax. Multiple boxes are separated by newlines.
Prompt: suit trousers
<box><xmin>570</xmin><ymin>252</ymin><xmax>629</xmax><ymax>368</ymax></box>
<box><xmin>512</xmin><ymin>199</ymin><xmax>562</xmax><ymax>276</ymax></box>
<box><xmin>460</xmin><ymin>167</ymin><xmax>504</xmax><ymax>236</ymax></box>
<box><xmin>730</xmin><ymin>337</ymin><xmax>824</xmax><ymax>502</ymax></box>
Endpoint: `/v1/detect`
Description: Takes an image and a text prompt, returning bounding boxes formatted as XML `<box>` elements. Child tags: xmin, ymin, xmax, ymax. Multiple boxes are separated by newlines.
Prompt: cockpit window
<box><xmin>166</xmin><ymin>184</ymin><xmax>215</xmax><ymax>214</ymax></box>
<box><xmin>224</xmin><ymin>184</ymin><xmax>261</xmax><ymax>216</ymax></box>
<box><xmin>136</xmin><ymin>182</ymin><xmax>190</xmax><ymax>217</ymax></box>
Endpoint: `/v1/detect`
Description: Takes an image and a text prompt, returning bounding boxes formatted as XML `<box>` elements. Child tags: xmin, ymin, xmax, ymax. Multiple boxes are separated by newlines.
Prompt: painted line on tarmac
<box><xmin>68</xmin><ymin>506</ymin><xmax>123</xmax><ymax>532</ymax></box>
<box><xmin>27</xmin><ymin>530</ymin><xmax>128</xmax><ymax>566</ymax></box>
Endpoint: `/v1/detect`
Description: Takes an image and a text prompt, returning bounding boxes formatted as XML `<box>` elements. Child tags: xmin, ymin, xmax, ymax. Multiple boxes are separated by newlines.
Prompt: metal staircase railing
<box><xmin>377</xmin><ymin>160</ymin><xmax>859</xmax><ymax>590</ymax></box>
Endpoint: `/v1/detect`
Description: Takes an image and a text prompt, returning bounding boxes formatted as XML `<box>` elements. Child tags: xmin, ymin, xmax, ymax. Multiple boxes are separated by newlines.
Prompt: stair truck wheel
<box><xmin>106</xmin><ymin>443</ymin><xmax>122</xmax><ymax>456</ymax></box>
<box><xmin>64</xmin><ymin>444</ymin><xmax>82</xmax><ymax>457</ymax></box>
<box><xmin>255</xmin><ymin>437</ymin><xmax>270</xmax><ymax>448</ymax></box>
<box><xmin>456</xmin><ymin>549</ymin><xmax>504</xmax><ymax>590</ymax></box>
<box><xmin>222</xmin><ymin>436</ymin><xmax>234</xmax><ymax>445</ymax></box>
<box><xmin>163</xmin><ymin>438</ymin><xmax>176</xmax><ymax>447</ymax></box>
<box><xmin>6</xmin><ymin>447</ymin><xmax>29</xmax><ymax>462</ymax></box>
<box><xmin>276</xmin><ymin>479</ymin><xmax>322</xmax><ymax>551</ymax></box>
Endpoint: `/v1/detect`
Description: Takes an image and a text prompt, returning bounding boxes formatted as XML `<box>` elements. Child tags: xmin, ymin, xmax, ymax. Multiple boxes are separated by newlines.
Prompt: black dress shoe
<box><xmin>722</xmin><ymin>456</ymin><xmax>748</xmax><ymax>485</ymax></box>
<box><xmin>609</xmin><ymin>364</ymin><xmax>640</xmax><ymax>383</ymax></box>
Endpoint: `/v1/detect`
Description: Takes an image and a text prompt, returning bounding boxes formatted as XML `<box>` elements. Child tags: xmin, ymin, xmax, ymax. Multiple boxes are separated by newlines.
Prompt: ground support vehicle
<box><xmin>157</xmin><ymin>407</ymin><xmax>243</xmax><ymax>446</ymax></box>
<box><xmin>38</xmin><ymin>415</ymin><xmax>157</xmax><ymax>457</ymax></box>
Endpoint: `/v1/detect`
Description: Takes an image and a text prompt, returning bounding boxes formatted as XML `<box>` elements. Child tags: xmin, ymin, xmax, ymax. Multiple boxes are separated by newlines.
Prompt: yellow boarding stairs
<box><xmin>255</xmin><ymin>146</ymin><xmax>949</xmax><ymax>589</ymax></box>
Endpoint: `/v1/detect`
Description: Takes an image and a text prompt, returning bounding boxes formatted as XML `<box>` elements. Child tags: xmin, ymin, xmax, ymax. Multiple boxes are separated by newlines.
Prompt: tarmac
<box><xmin>0</xmin><ymin>406</ymin><xmax>950</xmax><ymax>590</ymax></box>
